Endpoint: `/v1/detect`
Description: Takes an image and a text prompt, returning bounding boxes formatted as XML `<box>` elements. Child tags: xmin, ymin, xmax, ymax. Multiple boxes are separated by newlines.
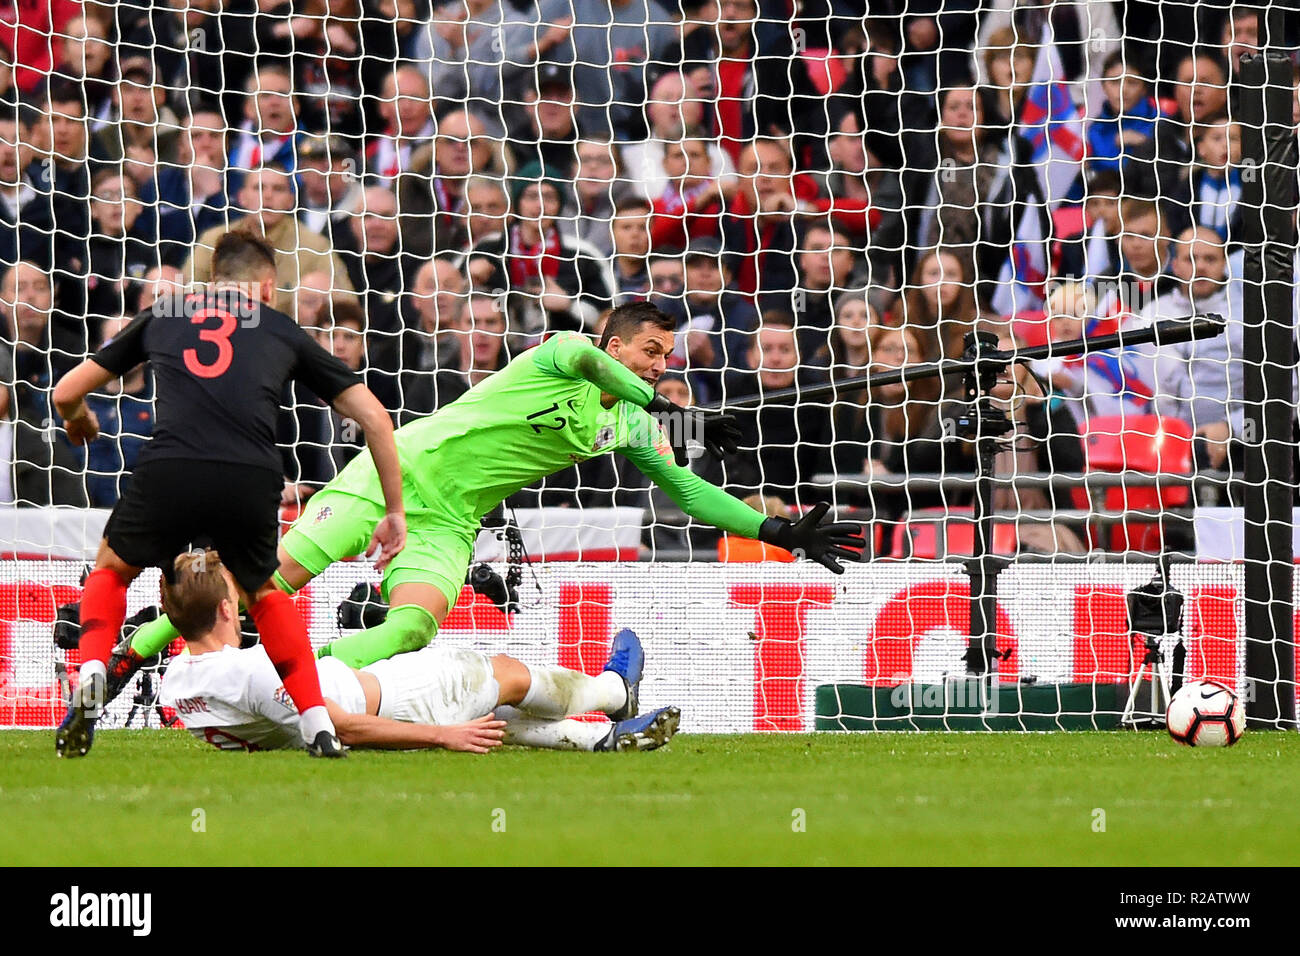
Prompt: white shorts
<box><xmin>365</xmin><ymin>647</ymin><xmax>500</xmax><ymax>726</ymax></box>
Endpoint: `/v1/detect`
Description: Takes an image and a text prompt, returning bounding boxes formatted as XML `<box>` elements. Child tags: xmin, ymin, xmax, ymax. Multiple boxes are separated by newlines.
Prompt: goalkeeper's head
<box><xmin>161</xmin><ymin>549</ymin><xmax>241</xmax><ymax>651</ymax></box>
<box><xmin>598</xmin><ymin>301</ymin><xmax>676</xmax><ymax>387</ymax></box>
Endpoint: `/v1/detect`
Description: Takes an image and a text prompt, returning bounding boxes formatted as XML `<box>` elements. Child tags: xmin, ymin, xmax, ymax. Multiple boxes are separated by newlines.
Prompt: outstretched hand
<box><xmin>441</xmin><ymin>714</ymin><xmax>508</xmax><ymax>754</ymax></box>
<box><xmin>757</xmin><ymin>502</ymin><xmax>865</xmax><ymax>574</ymax></box>
<box><xmin>367</xmin><ymin>513</ymin><xmax>407</xmax><ymax>572</ymax></box>
<box><xmin>647</xmin><ymin>395</ymin><xmax>744</xmax><ymax>466</ymax></box>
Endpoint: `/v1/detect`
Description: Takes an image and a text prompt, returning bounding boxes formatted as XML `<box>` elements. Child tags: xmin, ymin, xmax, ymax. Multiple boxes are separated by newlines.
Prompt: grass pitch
<box><xmin>2</xmin><ymin>730</ymin><xmax>1298</xmax><ymax>866</ymax></box>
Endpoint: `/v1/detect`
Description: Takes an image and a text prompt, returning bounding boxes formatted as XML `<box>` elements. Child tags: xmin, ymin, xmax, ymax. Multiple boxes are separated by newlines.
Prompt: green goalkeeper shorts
<box><xmin>281</xmin><ymin>487</ymin><xmax>477</xmax><ymax>608</ymax></box>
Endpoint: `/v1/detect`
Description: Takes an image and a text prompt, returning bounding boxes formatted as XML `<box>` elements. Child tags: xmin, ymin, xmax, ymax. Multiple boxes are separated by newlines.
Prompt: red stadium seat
<box><xmin>891</xmin><ymin>507</ymin><xmax>1018</xmax><ymax>559</ymax></box>
<box><xmin>1080</xmin><ymin>414</ymin><xmax>1194</xmax><ymax>551</ymax></box>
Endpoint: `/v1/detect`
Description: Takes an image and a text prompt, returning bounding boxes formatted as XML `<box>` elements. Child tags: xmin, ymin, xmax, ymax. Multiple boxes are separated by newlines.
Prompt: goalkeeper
<box><xmin>113</xmin><ymin>300</ymin><xmax>862</xmax><ymax>680</ymax></box>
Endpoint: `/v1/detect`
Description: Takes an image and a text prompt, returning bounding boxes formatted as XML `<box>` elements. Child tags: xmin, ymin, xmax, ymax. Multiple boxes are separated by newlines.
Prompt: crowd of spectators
<box><xmin>0</xmin><ymin>1</ymin><xmax>1292</xmax><ymax>556</ymax></box>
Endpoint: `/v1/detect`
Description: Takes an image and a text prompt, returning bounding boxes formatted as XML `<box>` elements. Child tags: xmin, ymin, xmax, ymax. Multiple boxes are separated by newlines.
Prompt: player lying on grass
<box><xmin>159</xmin><ymin>550</ymin><xmax>680</xmax><ymax>753</ymax></box>
<box><xmin>51</xmin><ymin>230</ymin><xmax>406</xmax><ymax>758</ymax></box>
<box><xmin>110</xmin><ymin>299</ymin><xmax>863</xmax><ymax>688</ymax></box>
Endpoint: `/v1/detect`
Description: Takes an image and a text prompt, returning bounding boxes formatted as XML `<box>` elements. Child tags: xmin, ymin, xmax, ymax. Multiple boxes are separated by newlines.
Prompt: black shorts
<box><xmin>104</xmin><ymin>459</ymin><xmax>283</xmax><ymax>594</ymax></box>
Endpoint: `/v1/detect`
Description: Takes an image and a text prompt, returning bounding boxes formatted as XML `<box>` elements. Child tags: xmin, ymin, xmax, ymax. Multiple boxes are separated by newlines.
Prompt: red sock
<box><xmin>79</xmin><ymin>567</ymin><xmax>129</xmax><ymax>665</ymax></box>
<box><xmin>249</xmin><ymin>591</ymin><xmax>324</xmax><ymax>714</ymax></box>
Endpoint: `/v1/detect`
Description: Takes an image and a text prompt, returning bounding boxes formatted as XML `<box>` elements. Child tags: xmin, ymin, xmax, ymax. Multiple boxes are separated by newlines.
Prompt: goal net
<box><xmin>0</xmin><ymin>1</ymin><xmax>1296</xmax><ymax>732</ymax></box>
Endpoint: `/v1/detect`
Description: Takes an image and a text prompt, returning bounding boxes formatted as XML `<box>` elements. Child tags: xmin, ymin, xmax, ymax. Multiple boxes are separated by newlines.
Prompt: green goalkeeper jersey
<box><xmin>326</xmin><ymin>332</ymin><xmax>765</xmax><ymax>538</ymax></box>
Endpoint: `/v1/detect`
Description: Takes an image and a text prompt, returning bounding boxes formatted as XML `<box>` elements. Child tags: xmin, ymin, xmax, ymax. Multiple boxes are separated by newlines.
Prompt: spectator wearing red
<box><xmin>667</xmin><ymin>0</ymin><xmax>825</xmax><ymax>168</ymax></box>
<box><xmin>623</xmin><ymin>71</ymin><xmax>734</xmax><ymax>201</ymax></box>
<box><xmin>0</xmin><ymin>0</ymin><xmax>80</xmax><ymax>94</ymax></box>
<box><xmin>722</xmin><ymin>138</ymin><xmax>879</xmax><ymax>300</ymax></box>
<box><xmin>467</xmin><ymin>178</ymin><xmax>613</xmax><ymax>338</ymax></box>
<box><xmin>229</xmin><ymin>63</ymin><xmax>303</xmax><ymax>172</ymax></box>
<box><xmin>399</xmin><ymin>107</ymin><xmax>501</xmax><ymax>258</ymax></box>
<box><xmin>366</xmin><ymin>65</ymin><xmax>435</xmax><ymax>184</ymax></box>
<box><xmin>650</xmin><ymin>137</ymin><xmax>732</xmax><ymax>249</ymax></box>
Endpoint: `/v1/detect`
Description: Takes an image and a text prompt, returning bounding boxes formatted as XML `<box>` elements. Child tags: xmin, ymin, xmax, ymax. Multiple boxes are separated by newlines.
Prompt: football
<box><xmin>1166</xmin><ymin>680</ymin><xmax>1246</xmax><ymax>748</ymax></box>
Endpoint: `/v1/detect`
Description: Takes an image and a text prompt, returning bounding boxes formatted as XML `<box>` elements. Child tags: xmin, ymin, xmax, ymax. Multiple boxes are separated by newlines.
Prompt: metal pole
<box><xmin>713</xmin><ymin>316</ymin><xmax>1227</xmax><ymax>411</ymax></box>
<box><xmin>1239</xmin><ymin>35</ymin><xmax>1298</xmax><ymax>728</ymax></box>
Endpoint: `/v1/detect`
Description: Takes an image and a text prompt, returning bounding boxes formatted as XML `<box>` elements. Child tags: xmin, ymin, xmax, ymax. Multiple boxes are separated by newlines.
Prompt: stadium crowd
<box><xmin>0</xmin><ymin>1</ymin><xmax>1291</xmax><ymax>556</ymax></box>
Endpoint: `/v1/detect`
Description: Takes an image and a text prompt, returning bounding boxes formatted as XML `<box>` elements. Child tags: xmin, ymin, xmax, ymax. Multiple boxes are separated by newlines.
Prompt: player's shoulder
<box><xmin>246</xmin><ymin>299</ymin><xmax>300</xmax><ymax>332</ymax></box>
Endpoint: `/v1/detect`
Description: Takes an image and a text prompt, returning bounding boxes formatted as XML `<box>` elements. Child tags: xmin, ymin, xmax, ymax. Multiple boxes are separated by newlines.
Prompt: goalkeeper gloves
<box><xmin>757</xmin><ymin>502</ymin><xmax>865</xmax><ymax>574</ymax></box>
<box><xmin>645</xmin><ymin>393</ymin><xmax>743</xmax><ymax>466</ymax></box>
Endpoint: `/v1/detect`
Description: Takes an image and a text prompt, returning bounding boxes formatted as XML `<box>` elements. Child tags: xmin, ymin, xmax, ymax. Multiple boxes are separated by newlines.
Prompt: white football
<box><xmin>1166</xmin><ymin>680</ymin><xmax>1246</xmax><ymax>747</ymax></box>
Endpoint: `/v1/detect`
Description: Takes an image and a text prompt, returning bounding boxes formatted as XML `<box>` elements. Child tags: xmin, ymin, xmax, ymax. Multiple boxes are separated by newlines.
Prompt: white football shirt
<box><xmin>160</xmin><ymin>645</ymin><xmax>366</xmax><ymax>751</ymax></box>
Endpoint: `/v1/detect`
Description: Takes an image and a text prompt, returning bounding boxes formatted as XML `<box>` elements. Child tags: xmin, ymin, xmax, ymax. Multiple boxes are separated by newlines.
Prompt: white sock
<box><xmin>298</xmin><ymin>705</ymin><xmax>336</xmax><ymax>743</ymax></box>
<box><xmin>77</xmin><ymin>660</ymin><xmax>107</xmax><ymax>717</ymax></box>
<box><xmin>80</xmin><ymin>660</ymin><xmax>106</xmax><ymax>683</ymax></box>
<box><xmin>518</xmin><ymin>665</ymin><xmax>627</xmax><ymax>718</ymax></box>
<box><xmin>497</xmin><ymin>706</ymin><xmax>609</xmax><ymax>751</ymax></box>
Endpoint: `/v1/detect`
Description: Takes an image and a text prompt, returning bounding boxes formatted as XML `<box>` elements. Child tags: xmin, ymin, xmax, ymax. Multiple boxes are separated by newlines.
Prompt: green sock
<box><xmin>319</xmin><ymin>604</ymin><xmax>438</xmax><ymax>669</ymax></box>
<box><xmin>130</xmin><ymin>613</ymin><xmax>181</xmax><ymax>658</ymax></box>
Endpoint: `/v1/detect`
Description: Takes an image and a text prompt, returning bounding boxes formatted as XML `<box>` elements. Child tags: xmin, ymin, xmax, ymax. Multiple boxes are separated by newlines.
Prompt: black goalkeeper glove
<box><xmin>646</xmin><ymin>394</ymin><xmax>743</xmax><ymax>467</ymax></box>
<box><xmin>757</xmin><ymin>502</ymin><xmax>865</xmax><ymax>574</ymax></box>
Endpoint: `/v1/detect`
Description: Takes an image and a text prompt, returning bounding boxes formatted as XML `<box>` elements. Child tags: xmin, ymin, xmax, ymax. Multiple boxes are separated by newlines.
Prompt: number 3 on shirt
<box><xmin>183</xmin><ymin>308</ymin><xmax>237</xmax><ymax>378</ymax></box>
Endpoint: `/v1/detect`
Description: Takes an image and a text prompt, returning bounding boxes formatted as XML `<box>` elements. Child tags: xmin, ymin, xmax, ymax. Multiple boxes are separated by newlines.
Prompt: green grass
<box><xmin>2</xmin><ymin>730</ymin><xmax>1299</xmax><ymax>866</ymax></box>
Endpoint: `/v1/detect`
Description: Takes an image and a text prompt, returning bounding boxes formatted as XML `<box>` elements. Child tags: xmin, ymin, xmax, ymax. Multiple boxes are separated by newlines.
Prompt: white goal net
<box><xmin>0</xmin><ymin>1</ymin><xmax>1296</xmax><ymax>731</ymax></box>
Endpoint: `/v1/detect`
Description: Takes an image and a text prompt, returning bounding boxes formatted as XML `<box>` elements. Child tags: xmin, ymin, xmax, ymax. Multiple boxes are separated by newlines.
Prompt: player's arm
<box><xmin>539</xmin><ymin>332</ymin><xmax>741</xmax><ymax>464</ymax></box>
<box><xmin>52</xmin><ymin>309</ymin><xmax>151</xmax><ymax>445</ymax></box>
<box><xmin>329</xmin><ymin>383</ymin><xmax>406</xmax><ymax>569</ymax></box>
<box><xmin>51</xmin><ymin>360</ymin><xmax>115</xmax><ymax>445</ymax></box>
<box><xmin>538</xmin><ymin>331</ymin><xmax>657</xmax><ymax>403</ymax></box>
<box><xmin>324</xmin><ymin>699</ymin><xmax>506</xmax><ymax>753</ymax></box>
<box><xmin>620</xmin><ymin>410</ymin><xmax>864</xmax><ymax>573</ymax></box>
<box><xmin>293</xmin><ymin>328</ymin><xmax>407</xmax><ymax>568</ymax></box>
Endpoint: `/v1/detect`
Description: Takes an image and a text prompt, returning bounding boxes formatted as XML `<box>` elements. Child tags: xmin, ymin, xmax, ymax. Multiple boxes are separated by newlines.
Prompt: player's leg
<box><xmin>215</xmin><ymin>467</ymin><xmax>345</xmax><ymax>756</ymax></box>
<box><xmin>56</xmin><ymin>539</ymin><xmax>144</xmax><ymax>757</ymax></box>
<box><xmin>365</xmin><ymin>646</ymin><xmax>678</xmax><ymax>752</ymax></box>
<box><xmin>490</xmin><ymin>652</ymin><xmax>633</xmax><ymax>720</ymax></box>
<box><xmin>316</xmin><ymin>522</ymin><xmax>474</xmax><ymax>668</ymax></box>
<box><xmin>58</xmin><ymin>460</ymin><xmax>183</xmax><ymax>757</ymax></box>
<box><xmin>493</xmin><ymin>706</ymin><xmax>613</xmax><ymax>751</ymax></box>
<box><xmin>232</xmin><ymin>574</ymin><xmax>342</xmax><ymax>757</ymax></box>
<box><xmin>497</xmin><ymin>706</ymin><xmax>682</xmax><ymax>752</ymax></box>
<box><xmin>79</xmin><ymin>539</ymin><xmax>144</xmax><ymax>672</ymax></box>
<box><xmin>317</xmin><ymin>583</ymin><xmax>447</xmax><ymax>667</ymax></box>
